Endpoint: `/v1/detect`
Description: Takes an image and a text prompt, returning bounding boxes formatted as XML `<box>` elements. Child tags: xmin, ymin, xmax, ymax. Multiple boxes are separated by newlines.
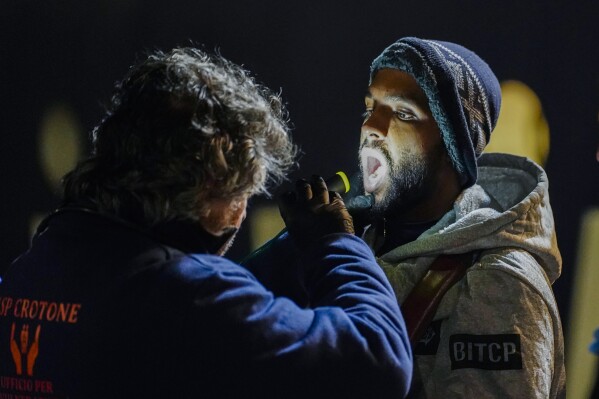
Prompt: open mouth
<box><xmin>361</xmin><ymin>147</ymin><xmax>388</xmax><ymax>194</ymax></box>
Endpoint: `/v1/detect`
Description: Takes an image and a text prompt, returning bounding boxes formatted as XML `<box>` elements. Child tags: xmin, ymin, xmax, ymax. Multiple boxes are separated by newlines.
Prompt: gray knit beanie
<box><xmin>370</xmin><ymin>37</ymin><xmax>501</xmax><ymax>188</ymax></box>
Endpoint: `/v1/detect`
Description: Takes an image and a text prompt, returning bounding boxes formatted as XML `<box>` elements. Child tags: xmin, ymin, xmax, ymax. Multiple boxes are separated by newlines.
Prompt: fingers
<box><xmin>294</xmin><ymin>176</ymin><xmax>330</xmax><ymax>204</ymax></box>
<box><xmin>296</xmin><ymin>179</ymin><xmax>312</xmax><ymax>202</ymax></box>
<box><xmin>328</xmin><ymin>191</ymin><xmax>344</xmax><ymax>209</ymax></box>
<box><xmin>310</xmin><ymin>175</ymin><xmax>329</xmax><ymax>205</ymax></box>
<box><xmin>279</xmin><ymin>175</ymin><xmax>330</xmax><ymax>220</ymax></box>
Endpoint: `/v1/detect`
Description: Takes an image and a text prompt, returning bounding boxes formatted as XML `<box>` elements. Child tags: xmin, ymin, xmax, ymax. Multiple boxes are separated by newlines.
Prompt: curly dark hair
<box><xmin>62</xmin><ymin>47</ymin><xmax>297</xmax><ymax>225</ymax></box>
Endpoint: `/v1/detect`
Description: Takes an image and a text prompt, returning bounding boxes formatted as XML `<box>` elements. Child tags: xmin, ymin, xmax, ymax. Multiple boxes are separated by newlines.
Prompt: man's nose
<box><xmin>361</xmin><ymin>110</ymin><xmax>389</xmax><ymax>140</ymax></box>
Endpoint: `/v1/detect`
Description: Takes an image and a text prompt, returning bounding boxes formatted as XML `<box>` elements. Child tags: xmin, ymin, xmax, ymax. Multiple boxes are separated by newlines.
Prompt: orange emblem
<box><xmin>9</xmin><ymin>322</ymin><xmax>40</xmax><ymax>376</ymax></box>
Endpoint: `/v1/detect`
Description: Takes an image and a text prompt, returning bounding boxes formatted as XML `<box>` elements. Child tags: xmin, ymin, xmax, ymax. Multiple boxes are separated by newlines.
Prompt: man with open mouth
<box><xmin>357</xmin><ymin>37</ymin><xmax>565</xmax><ymax>398</ymax></box>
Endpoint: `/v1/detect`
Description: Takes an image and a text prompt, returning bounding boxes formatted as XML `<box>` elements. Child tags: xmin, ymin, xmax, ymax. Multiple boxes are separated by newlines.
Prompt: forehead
<box><xmin>367</xmin><ymin>68</ymin><xmax>429</xmax><ymax>106</ymax></box>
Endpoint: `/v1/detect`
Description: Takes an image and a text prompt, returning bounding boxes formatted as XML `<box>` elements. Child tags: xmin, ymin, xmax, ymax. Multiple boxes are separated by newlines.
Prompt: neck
<box><xmin>151</xmin><ymin>219</ymin><xmax>237</xmax><ymax>255</ymax></box>
<box><xmin>385</xmin><ymin>164</ymin><xmax>461</xmax><ymax>224</ymax></box>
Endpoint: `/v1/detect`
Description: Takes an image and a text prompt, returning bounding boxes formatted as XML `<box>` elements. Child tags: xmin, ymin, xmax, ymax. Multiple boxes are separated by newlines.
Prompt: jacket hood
<box><xmin>378</xmin><ymin>153</ymin><xmax>562</xmax><ymax>283</ymax></box>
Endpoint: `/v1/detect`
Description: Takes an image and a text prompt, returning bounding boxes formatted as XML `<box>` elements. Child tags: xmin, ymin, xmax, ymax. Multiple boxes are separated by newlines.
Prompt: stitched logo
<box><xmin>414</xmin><ymin>320</ymin><xmax>442</xmax><ymax>355</ymax></box>
<box><xmin>449</xmin><ymin>334</ymin><xmax>522</xmax><ymax>370</ymax></box>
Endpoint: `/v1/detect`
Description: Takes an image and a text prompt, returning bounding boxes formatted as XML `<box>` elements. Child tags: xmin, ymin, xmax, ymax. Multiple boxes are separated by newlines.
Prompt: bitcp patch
<box><xmin>449</xmin><ymin>334</ymin><xmax>522</xmax><ymax>370</ymax></box>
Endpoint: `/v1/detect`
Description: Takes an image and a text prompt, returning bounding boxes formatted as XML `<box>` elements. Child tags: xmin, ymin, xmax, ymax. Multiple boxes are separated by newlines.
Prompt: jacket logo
<box><xmin>414</xmin><ymin>320</ymin><xmax>442</xmax><ymax>355</ymax></box>
<box><xmin>1</xmin><ymin>296</ymin><xmax>82</xmax><ymax>380</ymax></box>
<box><xmin>449</xmin><ymin>334</ymin><xmax>522</xmax><ymax>370</ymax></box>
<box><xmin>9</xmin><ymin>323</ymin><xmax>41</xmax><ymax>376</ymax></box>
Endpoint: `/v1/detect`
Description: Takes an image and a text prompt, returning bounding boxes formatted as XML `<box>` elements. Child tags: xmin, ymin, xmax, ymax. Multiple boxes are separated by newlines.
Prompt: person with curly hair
<box><xmin>0</xmin><ymin>48</ymin><xmax>412</xmax><ymax>398</ymax></box>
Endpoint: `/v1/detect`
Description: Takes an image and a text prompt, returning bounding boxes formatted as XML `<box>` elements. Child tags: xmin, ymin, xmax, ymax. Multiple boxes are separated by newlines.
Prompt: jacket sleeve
<box><xmin>240</xmin><ymin>231</ymin><xmax>310</xmax><ymax>306</ymax></box>
<box><xmin>177</xmin><ymin>233</ymin><xmax>413</xmax><ymax>398</ymax></box>
<box><xmin>422</xmin><ymin>263</ymin><xmax>558</xmax><ymax>399</ymax></box>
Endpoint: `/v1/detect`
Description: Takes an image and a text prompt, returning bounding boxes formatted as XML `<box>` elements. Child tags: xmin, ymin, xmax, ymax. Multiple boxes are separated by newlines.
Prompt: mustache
<box><xmin>360</xmin><ymin>138</ymin><xmax>387</xmax><ymax>150</ymax></box>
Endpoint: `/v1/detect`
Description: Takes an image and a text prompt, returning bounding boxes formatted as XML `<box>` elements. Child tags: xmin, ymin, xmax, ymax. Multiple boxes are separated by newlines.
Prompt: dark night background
<box><xmin>2</xmin><ymin>0</ymin><xmax>598</xmax><ymax>344</ymax></box>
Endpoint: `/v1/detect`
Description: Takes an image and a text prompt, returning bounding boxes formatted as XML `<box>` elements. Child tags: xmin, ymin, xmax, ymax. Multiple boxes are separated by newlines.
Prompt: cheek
<box><xmin>419</xmin><ymin>122</ymin><xmax>444</xmax><ymax>150</ymax></box>
<box><xmin>384</xmin><ymin>131</ymin><xmax>414</xmax><ymax>161</ymax></box>
<box><xmin>200</xmin><ymin>198</ymin><xmax>247</xmax><ymax>235</ymax></box>
<box><xmin>231</xmin><ymin>201</ymin><xmax>247</xmax><ymax>228</ymax></box>
<box><xmin>390</xmin><ymin>126</ymin><xmax>436</xmax><ymax>158</ymax></box>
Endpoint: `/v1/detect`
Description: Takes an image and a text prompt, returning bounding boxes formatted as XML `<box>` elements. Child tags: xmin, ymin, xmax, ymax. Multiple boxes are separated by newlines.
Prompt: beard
<box><xmin>359</xmin><ymin>140</ymin><xmax>444</xmax><ymax>220</ymax></box>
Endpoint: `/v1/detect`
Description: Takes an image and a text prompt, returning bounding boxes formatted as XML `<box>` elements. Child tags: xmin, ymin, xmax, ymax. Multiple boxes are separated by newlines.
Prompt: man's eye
<box><xmin>394</xmin><ymin>110</ymin><xmax>415</xmax><ymax>121</ymax></box>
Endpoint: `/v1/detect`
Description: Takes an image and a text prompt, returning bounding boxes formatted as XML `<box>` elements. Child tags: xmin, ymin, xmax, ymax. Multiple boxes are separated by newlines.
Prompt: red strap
<box><xmin>400</xmin><ymin>253</ymin><xmax>474</xmax><ymax>344</ymax></box>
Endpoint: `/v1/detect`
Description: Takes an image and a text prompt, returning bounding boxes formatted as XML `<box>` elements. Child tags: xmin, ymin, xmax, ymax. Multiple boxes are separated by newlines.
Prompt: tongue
<box><xmin>362</xmin><ymin>154</ymin><xmax>387</xmax><ymax>194</ymax></box>
<box><xmin>367</xmin><ymin>157</ymin><xmax>381</xmax><ymax>176</ymax></box>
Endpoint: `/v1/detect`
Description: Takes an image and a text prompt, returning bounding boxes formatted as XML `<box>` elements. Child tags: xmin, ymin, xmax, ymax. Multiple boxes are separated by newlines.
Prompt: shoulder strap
<box><xmin>400</xmin><ymin>252</ymin><xmax>476</xmax><ymax>344</ymax></box>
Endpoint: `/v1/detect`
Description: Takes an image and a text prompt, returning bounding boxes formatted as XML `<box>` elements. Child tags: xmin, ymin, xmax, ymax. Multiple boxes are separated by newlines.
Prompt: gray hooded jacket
<box><xmin>364</xmin><ymin>153</ymin><xmax>565</xmax><ymax>398</ymax></box>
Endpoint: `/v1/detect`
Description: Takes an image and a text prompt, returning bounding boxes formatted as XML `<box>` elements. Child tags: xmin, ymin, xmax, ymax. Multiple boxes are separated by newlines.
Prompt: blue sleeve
<box><xmin>241</xmin><ymin>231</ymin><xmax>309</xmax><ymax>305</ymax></box>
<box><xmin>178</xmin><ymin>234</ymin><xmax>412</xmax><ymax>398</ymax></box>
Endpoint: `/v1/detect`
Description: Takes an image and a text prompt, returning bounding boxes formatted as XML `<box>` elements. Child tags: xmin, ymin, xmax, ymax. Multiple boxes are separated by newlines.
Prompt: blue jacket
<box><xmin>0</xmin><ymin>209</ymin><xmax>412</xmax><ymax>398</ymax></box>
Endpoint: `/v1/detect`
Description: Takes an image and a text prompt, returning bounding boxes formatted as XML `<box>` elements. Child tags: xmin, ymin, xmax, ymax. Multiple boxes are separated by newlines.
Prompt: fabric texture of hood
<box><xmin>375</xmin><ymin>152</ymin><xmax>561</xmax><ymax>284</ymax></box>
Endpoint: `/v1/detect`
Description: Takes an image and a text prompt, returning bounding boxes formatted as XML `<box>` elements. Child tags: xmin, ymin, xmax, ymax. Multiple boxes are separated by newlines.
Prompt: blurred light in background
<box><xmin>37</xmin><ymin>103</ymin><xmax>83</xmax><ymax>190</ymax></box>
<box><xmin>31</xmin><ymin>103</ymin><xmax>83</xmax><ymax>237</ymax></box>
<box><xmin>566</xmin><ymin>209</ymin><xmax>599</xmax><ymax>398</ymax></box>
<box><xmin>485</xmin><ymin>80</ymin><xmax>549</xmax><ymax>166</ymax></box>
<box><xmin>248</xmin><ymin>204</ymin><xmax>285</xmax><ymax>251</ymax></box>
